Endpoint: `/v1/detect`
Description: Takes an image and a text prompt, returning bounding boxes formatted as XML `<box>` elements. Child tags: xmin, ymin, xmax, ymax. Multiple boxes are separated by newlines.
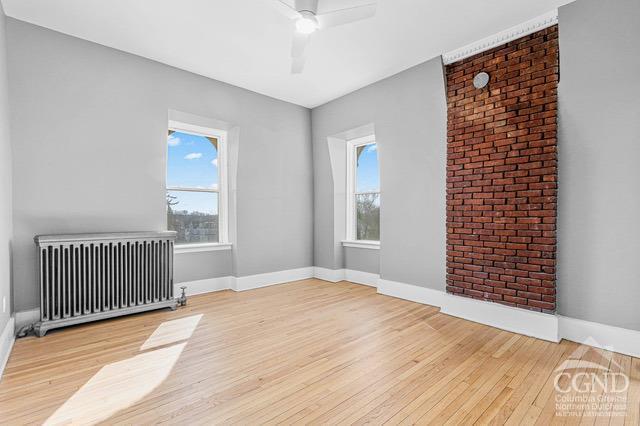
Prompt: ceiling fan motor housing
<box><xmin>295</xmin><ymin>0</ymin><xmax>319</xmax><ymax>14</ymax></box>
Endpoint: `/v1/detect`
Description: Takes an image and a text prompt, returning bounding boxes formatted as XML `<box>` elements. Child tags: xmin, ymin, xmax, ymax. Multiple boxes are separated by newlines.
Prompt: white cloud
<box><xmin>209</xmin><ymin>183</ymin><xmax>219</xmax><ymax>191</ymax></box>
<box><xmin>211</xmin><ymin>158</ymin><xmax>218</xmax><ymax>167</ymax></box>
<box><xmin>167</xmin><ymin>134</ymin><xmax>181</xmax><ymax>147</ymax></box>
<box><xmin>184</xmin><ymin>153</ymin><xmax>202</xmax><ymax>160</ymax></box>
<box><xmin>367</xmin><ymin>144</ymin><xmax>377</xmax><ymax>152</ymax></box>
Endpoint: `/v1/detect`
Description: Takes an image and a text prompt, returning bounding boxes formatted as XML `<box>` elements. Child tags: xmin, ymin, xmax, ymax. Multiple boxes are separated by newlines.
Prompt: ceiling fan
<box><xmin>268</xmin><ymin>0</ymin><xmax>377</xmax><ymax>73</ymax></box>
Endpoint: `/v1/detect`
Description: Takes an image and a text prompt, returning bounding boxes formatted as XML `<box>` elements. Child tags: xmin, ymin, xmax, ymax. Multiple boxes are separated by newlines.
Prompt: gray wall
<box><xmin>311</xmin><ymin>57</ymin><xmax>447</xmax><ymax>290</ymax></box>
<box><xmin>7</xmin><ymin>19</ymin><xmax>313</xmax><ymax>312</ymax></box>
<box><xmin>173</xmin><ymin>251</ymin><xmax>232</xmax><ymax>283</ymax></box>
<box><xmin>344</xmin><ymin>247</ymin><xmax>379</xmax><ymax>275</ymax></box>
<box><xmin>0</xmin><ymin>4</ymin><xmax>12</xmax><ymax>333</ymax></box>
<box><xmin>557</xmin><ymin>0</ymin><xmax>640</xmax><ymax>330</ymax></box>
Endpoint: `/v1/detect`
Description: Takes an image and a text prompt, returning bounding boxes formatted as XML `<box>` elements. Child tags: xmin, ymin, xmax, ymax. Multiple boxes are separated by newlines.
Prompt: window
<box><xmin>166</xmin><ymin>121</ymin><xmax>228</xmax><ymax>247</ymax></box>
<box><xmin>346</xmin><ymin>135</ymin><xmax>380</xmax><ymax>242</ymax></box>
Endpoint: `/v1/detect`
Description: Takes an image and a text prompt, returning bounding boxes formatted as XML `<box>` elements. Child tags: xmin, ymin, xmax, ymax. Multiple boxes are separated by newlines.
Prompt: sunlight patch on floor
<box><xmin>45</xmin><ymin>342</ymin><xmax>186</xmax><ymax>425</ymax></box>
<box><xmin>44</xmin><ymin>314</ymin><xmax>204</xmax><ymax>425</ymax></box>
<box><xmin>140</xmin><ymin>314</ymin><xmax>202</xmax><ymax>351</ymax></box>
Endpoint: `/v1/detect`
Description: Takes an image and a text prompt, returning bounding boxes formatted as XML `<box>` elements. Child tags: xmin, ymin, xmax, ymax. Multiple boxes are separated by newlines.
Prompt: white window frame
<box><xmin>343</xmin><ymin>134</ymin><xmax>380</xmax><ymax>249</ymax></box>
<box><xmin>167</xmin><ymin>120</ymin><xmax>231</xmax><ymax>253</ymax></box>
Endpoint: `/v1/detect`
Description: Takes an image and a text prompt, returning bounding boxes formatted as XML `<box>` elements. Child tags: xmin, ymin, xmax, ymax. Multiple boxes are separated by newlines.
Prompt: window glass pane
<box><xmin>167</xmin><ymin>131</ymin><xmax>218</xmax><ymax>190</ymax></box>
<box><xmin>356</xmin><ymin>193</ymin><xmax>380</xmax><ymax>241</ymax></box>
<box><xmin>356</xmin><ymin>143</ymin><xmax>379</xmax><ymax>193</ymax></box>
<box><xmin>167</xmin><ymin>190</ymin><xmax>219</xmax><ymax>244</ymax></box>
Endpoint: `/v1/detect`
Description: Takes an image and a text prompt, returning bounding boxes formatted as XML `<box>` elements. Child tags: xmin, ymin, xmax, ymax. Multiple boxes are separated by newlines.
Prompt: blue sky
<box><xmin>356</xmin><ymin>143</ymin><xmax>379</xmax><ymax>193</ymax></box>
<box><xmin>167</xmin><ymin>131</ymin><xmax>218</xmax><ymax>214</ymax></box>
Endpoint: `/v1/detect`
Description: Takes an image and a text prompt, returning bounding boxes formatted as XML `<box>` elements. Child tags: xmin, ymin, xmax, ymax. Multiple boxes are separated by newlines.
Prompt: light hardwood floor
<box><xmin>0</xmin><ymin>279</ymin><xmax>638</xmax><ymax>425</ymax></box>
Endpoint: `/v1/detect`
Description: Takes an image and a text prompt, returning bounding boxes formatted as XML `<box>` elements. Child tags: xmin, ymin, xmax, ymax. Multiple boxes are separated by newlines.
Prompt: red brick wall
<box><xmin>445</xmin><ymin>26</ymin><xmax>559</xmax><ymax>313</ymax></box>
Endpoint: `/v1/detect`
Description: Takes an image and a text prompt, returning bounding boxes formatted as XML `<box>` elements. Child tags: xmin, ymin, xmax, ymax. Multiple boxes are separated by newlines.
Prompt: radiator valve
<box><xmin>178</xmin><ymin>286</ymin><xmax>188</xmax><ymax>307</ymax></box>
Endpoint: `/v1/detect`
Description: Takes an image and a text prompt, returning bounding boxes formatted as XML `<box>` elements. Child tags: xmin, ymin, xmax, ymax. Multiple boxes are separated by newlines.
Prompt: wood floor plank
<box><xmin>627</xmin><ymin>357</ymin><xmax>640</xmax><ymax>425</ymax></box>
<box><xmin>0</xmin><ymin>279</ymin><xmax>637</xmax><ymax>425</ymax></box>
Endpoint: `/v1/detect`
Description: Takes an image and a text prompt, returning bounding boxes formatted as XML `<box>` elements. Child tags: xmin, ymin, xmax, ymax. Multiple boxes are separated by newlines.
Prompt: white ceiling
<box><xmin>1</xmin><ymin>0</ymin><xmax>575</xmax><ymax>108</ymax></box>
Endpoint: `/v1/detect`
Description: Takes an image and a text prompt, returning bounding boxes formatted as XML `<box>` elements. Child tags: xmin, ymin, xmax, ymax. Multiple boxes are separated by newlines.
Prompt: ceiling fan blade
<box><xmin>291</xmin><ymin>55</ymin><xmax>307</xmax><ymax>74</ymax></box>
<box><xmin>291</xmin><ymin>32</ymin><xmax>310</xmax><ymax>58</ymax></box>
<box><xmin>316</xmin><ymin>3</ymin><xmax>376</xmax><ymax>29</ymax></box>
<box><xmin>267</xmin><ymin>0</ymin><xmax>301</xmax><ymax>20</ymax></box>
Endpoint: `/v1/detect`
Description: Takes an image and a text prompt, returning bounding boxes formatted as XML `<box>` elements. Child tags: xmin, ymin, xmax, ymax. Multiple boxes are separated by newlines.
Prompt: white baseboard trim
<box><xmin>344</xmin><ymin>270</ymin><xmax>379</xmax><ymax>287</ymax></box>
<box><xmin>313</xmin><ymin>267</ymin><xmax>345</xmax><ymax>283</ymax></box>
<box><xmin>376</xmin><ymin>279</ymin><xmax>558</xmax><ymax>342</ymax></box>
<box><xmin>558</xmin><ymin>316</ymin><xmax>640</xmax><ymax>358</ymax></box>
<box><xmin>179</xmin><ymin>267</ymin><xmax>319</xmax><ymax>294</ymax></box>
<box><xmin>179</xmin><ymin>267</ymin><xmax>317</xmax><ymax>294</ymax></box>
<box><xmin>232</xmin><ymin>267</ymin><xmax>315</xmax><ymax>292</ymax></box>
<box><xmin>377</xmin><ymin>279</ymin><xmax>447</xmax><ymax>308</ymax></box>
<box><xmin>312</xmin><ymin>267</ymin><xmax>380</xmax><ymax>287</ymax></box>
<box><xmin>0</xmin><ymin>316</ymin><xmax>16</xmax><ymax>382</ymax></box>
<box><xmin>442</xmin><ymin>294</ymin><xmax>559</xmax><ymax>342</ymax></box>
<box><xmin>175</xmin><ymin>276</ymin><xmax>231</xmax><ymax>297</ymax></box>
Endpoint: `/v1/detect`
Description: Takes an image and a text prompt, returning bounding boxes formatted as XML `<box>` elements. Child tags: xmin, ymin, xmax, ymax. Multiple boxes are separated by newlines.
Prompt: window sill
<box><xmin>174</xmin><ymin>243</ymin><xmax>232</xmax><ymax>254</ymax></box>
<box><xmin>341</xmin><ymin>240</ymin><xmax>380</xmax><ymax>250</ymax></box>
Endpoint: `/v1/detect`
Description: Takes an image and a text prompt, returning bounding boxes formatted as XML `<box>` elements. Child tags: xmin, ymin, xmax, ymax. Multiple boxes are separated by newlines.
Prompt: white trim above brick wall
<box><xmin>442</xmin><ymin>10</ymin><xmax>558</xmax><ymax>64</ymax></box>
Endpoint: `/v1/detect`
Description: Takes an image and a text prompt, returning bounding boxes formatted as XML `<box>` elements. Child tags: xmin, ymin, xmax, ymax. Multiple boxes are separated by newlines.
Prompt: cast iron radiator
<box><xmin>34</xmin><ymin>231</ymin><xmax>178</xmax><ymax>336</ymax></box>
